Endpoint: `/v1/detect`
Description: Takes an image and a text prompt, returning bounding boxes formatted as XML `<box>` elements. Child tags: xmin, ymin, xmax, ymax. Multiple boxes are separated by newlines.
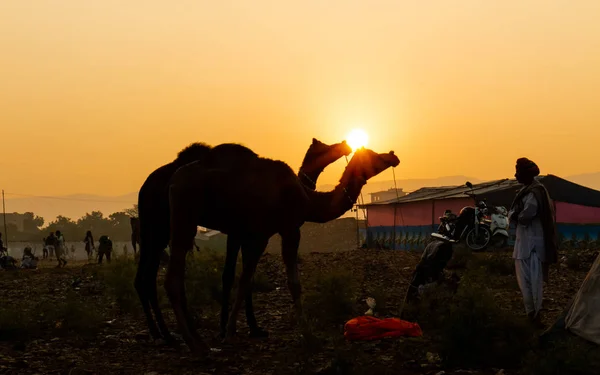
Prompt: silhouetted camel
<box><xmin>167</xmin><ymin>147</ymin><xmax>399</xmax><ymax>352</ymax></box>
<box><xmin>220</xmin><ymin>139</ymin><xmax>352</xmax><ymax>338</ymax></box>
<box><xmin>135</xmin><ymin>141</ymin><xmax>256</xmax><ymax>343</ymax></box>
<box><xmin>134</xmin><ymin>139</ymin><xmax>351</xmax><ymax>343</ymax></box>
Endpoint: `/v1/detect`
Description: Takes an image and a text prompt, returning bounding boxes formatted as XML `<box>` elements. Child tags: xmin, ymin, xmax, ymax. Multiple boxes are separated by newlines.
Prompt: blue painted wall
<box><xmin>362</xmin><ymin>223</ymin><xmax>600</xmax><ymax>250</ymax></box>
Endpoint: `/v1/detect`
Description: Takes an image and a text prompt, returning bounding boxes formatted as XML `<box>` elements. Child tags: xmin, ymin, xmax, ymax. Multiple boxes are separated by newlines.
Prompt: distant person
<box><xmin>42</xmin><ymin>237</ymin><xmax>49</xmax><ymax>259</ymax></box>
<box><xmin>97</xmin><ymin>235</ymin><xmax>113</xmax><ymax>264</ymax></box>
<box><xmin>21</xmin><ymin>246</ymin><xmax>38</xmax><ymax>269</ymax></box>
<box><xmin>83</xmin><ymin>231</ymin><xmax>95</xmax><ymax>261</ymax></box>
<box><xmin>55</xmin><ymin>230</ymin><xmax>67</xmax><ymax>268</ymax></box>
<box><xmin>508</xmin><ymin>158</ymin><xmax>558</xmax><ymax>328</ymax></box>
<box><xmin>45</xmin><ymin>232</ymin><xmax>57</xmax><ymax>260</ymax></box>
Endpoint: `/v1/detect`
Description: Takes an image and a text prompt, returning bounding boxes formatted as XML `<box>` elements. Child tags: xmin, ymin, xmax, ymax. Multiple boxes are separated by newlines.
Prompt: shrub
<box><xmin>566</xmin><ymin>253</ymin><xmax>582</xmax><ymax>271</ymax></box>
<box><xmin>185</xmin><ymin>249</ymin><xmax>229</xmax><ymax>310</ymax></box>
<box><xmin>0</xmin><ymin>294</ymin><xmax>103</xmax><ymax>341</ymax></box>
<box><xmin>405</xmin><ymin>276</ymin><xmax>534</xmax><ymax>369</ymax></box>
<box><xmin>446</xmin><ymin>246</ymin><xmax>474</xmax><ymax>270</ymax></box>
<box><xmin>303</xmin><ymin>269</ymin><xmax>358</xmax><ymax>328</ymax></box>
<box><xmin>102</xmin><ymin>253</ymin><xmax>139</xmax><ymax>315</ymax></box>
<box><xmin>481</xmin><ymin>253</ymin><xmax>515</xmax><ymax>276</ymax></box>
<box><xmin>523</xmin><ymin>333</ymin><xmax>600</xmax><ymax>375</ymax></box>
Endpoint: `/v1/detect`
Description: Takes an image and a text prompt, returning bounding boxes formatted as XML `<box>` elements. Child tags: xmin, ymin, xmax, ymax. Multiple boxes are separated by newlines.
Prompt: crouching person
<box><xmin>97</xmin><ymin>235</ymin><xmax>113</xmax><ymax>264</ymax></box>
<box><xmin>21</xmin><ymin>246</ymin><xmax>39</xmax><ymax>269</ymax></box>
<box><xmin>405</xmin><ymin>240</ymin><xmax>456</xmax><ymax>303</ymax></box>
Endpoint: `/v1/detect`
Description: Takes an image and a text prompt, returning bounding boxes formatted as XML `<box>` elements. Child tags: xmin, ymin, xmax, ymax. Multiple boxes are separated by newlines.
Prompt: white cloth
<box><xmin>565</xmin><ymin>253</ymin><xmax>600</xmax><ymax>344</ymax></box>
<box><xmin>510</xmin><ymin>192</ymin><xmax>547</xmax><ymax>262</ymax></box>
<box><xmin>515</xmin><ymin>250</ymin><xmax>543</xmax><ymax>315</ymax></box>
<box><xmin>21</xmin><ymin>256</ymin><xmax>38</xmax><ymax>269</ymax></box>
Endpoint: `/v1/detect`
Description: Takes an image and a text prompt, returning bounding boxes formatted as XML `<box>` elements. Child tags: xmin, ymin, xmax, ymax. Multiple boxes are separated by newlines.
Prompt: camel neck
<box><xmin>304</xmin><ymin>176</ymin><xmax>366</xmax><ymax>223</ymax></box>
<box><xmin>298</xmin><ymin>168</ymin><xmax>323</xmax><ymax>190</ymax></box>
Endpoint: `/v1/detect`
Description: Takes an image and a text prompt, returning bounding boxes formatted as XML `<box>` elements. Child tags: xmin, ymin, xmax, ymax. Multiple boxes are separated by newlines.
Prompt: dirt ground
<box><xmin>0</xmin><ymin>247</ymin><xmax>594</xmax><ymax>375</ymax></box>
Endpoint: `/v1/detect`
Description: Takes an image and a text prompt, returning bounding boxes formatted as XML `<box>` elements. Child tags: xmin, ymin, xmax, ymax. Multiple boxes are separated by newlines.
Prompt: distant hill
<box><xmin>4</xmin><ymin>192</ymin><xmax>137</xmax><ymax>224</ymax></box>
<box><xmin>565</xmin><ymin>172</ymin><xmax>600</xmax><ymax>191</ymax></box>
<box><xmin>3</xmin><ymin>175</ymin><xmax>482</xmax><ymax>223</ymax></box>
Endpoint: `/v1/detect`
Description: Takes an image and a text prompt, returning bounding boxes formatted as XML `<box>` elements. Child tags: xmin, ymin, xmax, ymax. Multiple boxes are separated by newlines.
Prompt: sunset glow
<box><xmin>346</xmin><ymin>129</ymin><xmax>369</xmax><ymax>151</ymax></box>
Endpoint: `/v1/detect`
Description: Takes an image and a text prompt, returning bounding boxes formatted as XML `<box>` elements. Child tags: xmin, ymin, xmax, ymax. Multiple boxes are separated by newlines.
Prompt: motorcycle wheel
<box><xmin>466</xmin><ymin>226</ymin><xmax>492</xmax><ymax>251</ymax></box>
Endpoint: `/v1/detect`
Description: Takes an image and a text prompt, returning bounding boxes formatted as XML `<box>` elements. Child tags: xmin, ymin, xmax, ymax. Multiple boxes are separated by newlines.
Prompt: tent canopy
<box><xmin>360</xmin><ymin>175</ymin><xmax>600</xmax><ymax>209</ymax></box>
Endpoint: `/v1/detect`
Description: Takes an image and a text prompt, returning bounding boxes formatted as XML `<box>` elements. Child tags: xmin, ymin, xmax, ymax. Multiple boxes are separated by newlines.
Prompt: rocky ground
<box><xmin>0</xmin><ymin>247</ymin><xmax>597</xmax><ymax>375</ymax></box>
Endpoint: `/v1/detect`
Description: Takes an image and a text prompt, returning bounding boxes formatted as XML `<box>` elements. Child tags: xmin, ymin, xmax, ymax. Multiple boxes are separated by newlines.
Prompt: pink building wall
<box><xmin>555</xmin><ymin>201</ymin><xmax>600</xmax><ymax>224</ymax></box>
<box><xmin>367</xmin><ymin>198</ymin><xmax>474</xmax><ymax>227</ymax></box>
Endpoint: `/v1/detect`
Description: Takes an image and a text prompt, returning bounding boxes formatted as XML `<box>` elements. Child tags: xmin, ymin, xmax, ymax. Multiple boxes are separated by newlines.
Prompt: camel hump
<box><xmin>175</xmin><ymin>142</ymin><xmax>212</xmax><ymax>165</ymax></box>
<box><xmin>212</xmin><ymin>143</ymin><xmax>258</xmax><ymax>158</ymax></box>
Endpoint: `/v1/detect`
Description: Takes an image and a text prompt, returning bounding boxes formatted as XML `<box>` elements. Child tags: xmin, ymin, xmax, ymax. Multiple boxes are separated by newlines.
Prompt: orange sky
<box><xmin>1</xmin><ymin>1</ymin><xmax>599</xmax><ymax>196</ymax></box>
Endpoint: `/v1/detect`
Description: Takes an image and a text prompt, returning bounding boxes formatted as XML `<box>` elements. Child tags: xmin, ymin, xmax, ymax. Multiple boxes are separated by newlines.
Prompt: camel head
<box><xmin>344</xmin><ymin>147</ymin><xmax>400</xmax><ymax>183</ymax></box>
<box><xmin>301</xmin><ymin>138</ymin><xmax>353</xmax><ymax>175</ymax></box>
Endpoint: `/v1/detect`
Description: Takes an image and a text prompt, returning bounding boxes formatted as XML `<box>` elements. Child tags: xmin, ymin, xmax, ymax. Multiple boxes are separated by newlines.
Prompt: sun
<box><xmin>346</xmin><ymin>128</ymin><xmax>369</xmax><ymax>151</ymax></box>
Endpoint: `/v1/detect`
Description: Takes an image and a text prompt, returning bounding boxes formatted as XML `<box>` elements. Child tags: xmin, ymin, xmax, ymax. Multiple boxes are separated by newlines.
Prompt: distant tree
<box><xmin>3</xmin><ymin>222</ymin><xmax>20</xmax><ymax>242</ymax></box>
<box><xmin>77</xmin><ymin>211</ymin><xmax>112</xmax><ymax>238</ymax></box>
<box><xmin>46</xmin><ymin>216</ymin><xmax>79</xmax><ymax>240</ymax></box>
<box><xmin>22</xmin><ymin>212</ymin><xmax>44</xmax><ymax>233</ymax></box>
<box><xmin>123</xmin><ymin>204</ymin><xmax>138</xmax><ymax>218</ymax></box>
<box><xmin>109</xmin><ymin>211</ymin><xmax>133</xmax><ymax>241</ymax></box>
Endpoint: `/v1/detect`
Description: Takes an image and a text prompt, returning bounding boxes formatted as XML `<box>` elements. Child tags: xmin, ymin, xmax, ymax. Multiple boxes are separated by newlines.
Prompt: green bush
<box><xmin>0</xmin><ymin>294</ymin><xmax>103</xmax><ymax>341</ymax></box>
<box><xmin>185</xmin><ymin>249</ymin><xmax>229</xmax><ymax>310</ymax></box>
<box><xmin>566</xmin><ymin>253</ymin><xmax>582</xmax><ymax>271</ymax></box>
<box><xmin>102</xmin><ymin>253</ymin><xmax>140</xmax><ymax>315</ymax></box>
<box><xmin>303</xmin><ymin>269</ymin><xmax>358</xmax><ymax>328</ymax></box>
<box><xmin>482</xmin><ymin>253</ymin><xmax>515</xmax><ymax>276</ymax></box>
<box><xmin>405</xmin><ymin>276</ymin><xmax>534</xmax><ymax>369</ymax></box>
<box><xmin>523</xmin><ymin>334</ymin><xmax>600</xmax><ymax>375</ymax></box>
<box><xmin>446</xmin><ymin>246</ymin><xmax>474</xmax><ymax>270</ymax></box>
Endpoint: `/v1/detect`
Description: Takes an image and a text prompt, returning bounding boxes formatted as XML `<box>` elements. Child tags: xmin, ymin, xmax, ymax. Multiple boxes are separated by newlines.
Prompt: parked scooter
<box><xmin>431</xmin><ymin>182</ymin><xmax>509</xmax><ymax>251</ymax></box>
<box><xmin>483</xmin><ymin>205</ymin><xmax>510</xmax><ymax>247</ymax></box>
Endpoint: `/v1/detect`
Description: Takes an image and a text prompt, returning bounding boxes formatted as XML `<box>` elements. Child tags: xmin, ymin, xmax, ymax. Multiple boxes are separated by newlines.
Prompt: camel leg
<box><xmin>165</xmin><ymin>215</ymin><xmax>205</xmax><ymax>353</ymax></box>
<box><xmin>242</xmin><ymin>246</ymin><xmax>269</xmax><ymax>338</ymax></box>
<box><xmin>224</xmin><ymin>236</ymin><xmax>267</xmax><ymax>340</ymax></box>
<box><xmin>281</xmin><ymin>228</ymin><xmax>304</xmax><ymax>325</ymax></box>
<box><xmin>134</xmin><ymin>242</ymin><xmax>162</xmax><ymax>341</ymax></box>
<box><xmin>147</xmin><ymin>248</ymin><xmax>176</xmax><ymax>344</ymax></box>
<box><xmin>220</xmin><ymin>235</ymin><xmax>241</xmax><ymax>338</ymax></box>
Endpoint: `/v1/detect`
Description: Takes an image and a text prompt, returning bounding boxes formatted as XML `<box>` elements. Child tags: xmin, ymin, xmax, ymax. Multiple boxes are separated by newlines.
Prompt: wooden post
<box><xmin>2</xmin><ymin>190</ymin><xmax>7</xmax><ymax>249</ymax></box>
<box><xmin>355</xmin><ymin>206</ymin><xmax>360</xmax><ymax>249</ymax></box>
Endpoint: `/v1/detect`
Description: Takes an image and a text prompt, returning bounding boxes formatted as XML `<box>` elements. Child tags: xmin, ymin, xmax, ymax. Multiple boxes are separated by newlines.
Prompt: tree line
<box><xmin>2</xmin><ymin>205</ymin><xmax>138</xmax><ymax>243</ymax></box>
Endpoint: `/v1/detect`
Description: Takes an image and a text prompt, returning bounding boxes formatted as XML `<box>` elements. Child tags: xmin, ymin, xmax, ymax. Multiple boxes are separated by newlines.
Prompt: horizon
<box><xmin>4</xmin><ymin>172</ymin><xmax>600</xmax><ymax>224</ymax></box>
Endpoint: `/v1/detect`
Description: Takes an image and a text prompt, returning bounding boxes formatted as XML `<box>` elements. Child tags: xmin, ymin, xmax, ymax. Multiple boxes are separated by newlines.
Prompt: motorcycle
<box><xmin>431</xmin><ymin>182</ymin><xmax>509</xmax><ymax>251</ymax></box>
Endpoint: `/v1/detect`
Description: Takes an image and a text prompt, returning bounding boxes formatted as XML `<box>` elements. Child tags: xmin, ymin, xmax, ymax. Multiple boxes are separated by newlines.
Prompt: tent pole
<box><xmin>393</xmin><ymin>204</ymin><xmax>397</xmax><ymax>250</ymax></box>
<box><xmin>2</xmin><ymin>190</ymin><xmax>7</xmax><ymax>250</ymax></box>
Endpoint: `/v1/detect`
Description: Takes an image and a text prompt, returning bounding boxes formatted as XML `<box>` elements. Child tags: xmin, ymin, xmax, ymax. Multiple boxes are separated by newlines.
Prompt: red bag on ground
<box><xmin>344</xmin><ymin>316</ymin><xmax>423</xmax><ymax>341</ymax></box>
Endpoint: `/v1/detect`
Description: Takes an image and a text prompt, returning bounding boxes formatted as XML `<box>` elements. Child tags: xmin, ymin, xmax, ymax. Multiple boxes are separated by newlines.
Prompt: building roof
<box><xmin>359</xmin><ymin>175</ymin><xmax>600</xmax><ymax>208</ymax></box>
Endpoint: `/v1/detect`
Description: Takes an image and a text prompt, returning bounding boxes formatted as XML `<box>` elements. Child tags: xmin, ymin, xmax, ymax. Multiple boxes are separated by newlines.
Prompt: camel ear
<box><xmin>312</xmin><ymin>138</ymin><xmax>317</xmax><ymax>144</ymax></box>
<box><xmin>342</xmin><ymin>140</ymin><xmax>347</xmax><ymax>144</ymax></box>
<box><xmin>389</xmin><ymin>151</ymin><xmax>394</xmax><ymax>155</ymax></box>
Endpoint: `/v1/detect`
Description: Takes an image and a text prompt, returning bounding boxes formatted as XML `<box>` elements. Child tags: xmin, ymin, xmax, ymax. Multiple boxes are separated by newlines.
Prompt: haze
<box><xmin>1</xmin><ymin>1</ymin><xmax>599</xmax><ymax>197</ymax></box>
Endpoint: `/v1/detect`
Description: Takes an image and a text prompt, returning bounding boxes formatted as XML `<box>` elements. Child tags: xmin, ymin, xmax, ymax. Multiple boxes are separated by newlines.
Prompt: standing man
<box><xmin>508</xmin><ymin>158</ymin><xmax>558</xmax><ymax>327</ymax></box>
<box><xmin>97</xmin><ymin>235</ymin><xmax>113</xmax><ymax>264</ymax></box>
<box><xmin>55</xmin><ymin>230</ymin><xmax>67</xmax><ymax>267</ymax></box>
